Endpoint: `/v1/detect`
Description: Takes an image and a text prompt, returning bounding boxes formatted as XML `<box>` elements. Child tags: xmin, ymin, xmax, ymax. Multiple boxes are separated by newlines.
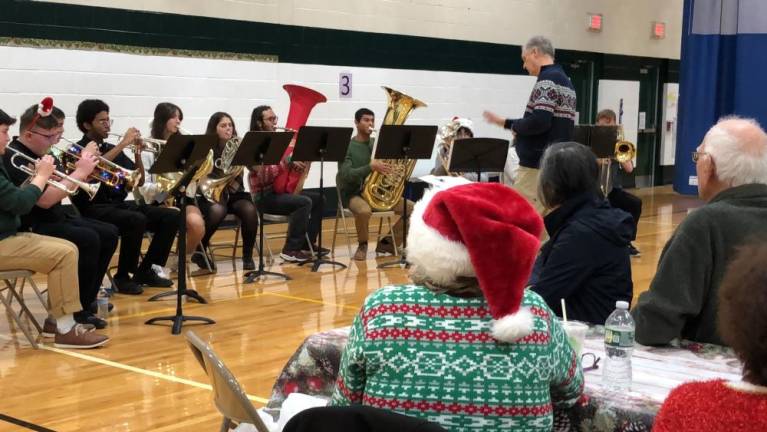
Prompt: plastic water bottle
<box><xmin>603</xmin><ymin>300</ymin><xmax>634</xmax><ymax>391</ymax></box>
<box><xmin>96</xmin><ymin>287</ymin><xmax>110</xmax><ymax>319</ymax></box>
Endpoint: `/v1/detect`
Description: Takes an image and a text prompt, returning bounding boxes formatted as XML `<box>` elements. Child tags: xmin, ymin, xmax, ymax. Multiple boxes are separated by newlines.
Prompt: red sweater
<box><xmin>653</xmin><ymin>380</ymin><xmax>767</xmax><ymax>432</ymax></box>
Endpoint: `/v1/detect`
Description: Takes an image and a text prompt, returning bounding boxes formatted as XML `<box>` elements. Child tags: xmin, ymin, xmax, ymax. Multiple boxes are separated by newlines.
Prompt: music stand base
<box><xmin>243</xmin><ymin>269</ymin><xmax>291</xmax><ymax>284</ymax></box>
<box><xmin>299</xmin><ymin>258</ymin><xmax>347</xmax><ymax>272</ymax></box>
<box><xmin>145</xmin><ymin>314</ymin><xmax>216</xmax><ymax>335</ymax></box>
<box><xmin>378</xmin><ymin>256</ymin><xmax>409</xmax><ymax>269</ymax></box>
<box><xmin>148</xmin><ymin>289</ymin><xmax>207</xmax><ymax>304</ymax></box>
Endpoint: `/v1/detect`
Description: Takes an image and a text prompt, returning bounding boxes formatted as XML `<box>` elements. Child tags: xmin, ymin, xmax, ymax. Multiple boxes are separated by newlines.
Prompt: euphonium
<box><xmin>361</xmin><ymin>86</ymin><xmax>427</xmax><ymax>211</ymax></box>
<box><xmin>199</xmin><ymin>137</ymin><xmax>243</xmax><ymax>203</ymax></box>
<box><xmin>272</xmin><ymin>84</ymin><xmax>328</xmax><ymax>195</ymax></box>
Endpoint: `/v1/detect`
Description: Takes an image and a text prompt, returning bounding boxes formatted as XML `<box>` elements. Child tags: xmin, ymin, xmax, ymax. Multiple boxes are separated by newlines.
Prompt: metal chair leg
<box><xmin>1</xmin><ymin>280</ymin><xmax>39</xmax><ymax>348</ymax></box>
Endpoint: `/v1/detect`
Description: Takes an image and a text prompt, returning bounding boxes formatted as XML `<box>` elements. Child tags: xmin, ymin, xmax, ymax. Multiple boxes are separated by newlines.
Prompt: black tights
<box><xmin>199</xmin><ymin>192</ymin><xmax>258</xmax><ymax>260</ymax></box>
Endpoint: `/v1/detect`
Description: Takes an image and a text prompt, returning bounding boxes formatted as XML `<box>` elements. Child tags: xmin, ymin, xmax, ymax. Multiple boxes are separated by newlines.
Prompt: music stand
<box><xmin>230</xmin><ymin>131</ymin><xmax>293</xmax><ymax>283</ymax></box>
<box><xmin>374</xmin><ymin>125</ymin><xmax>438</xmax><ymax>269</ymax></box>
<box><xmin>290</xmin><ymin>126</ymin><xmax>353</xmax><ymax>272</ymax></box>
<box><xmin>589</xmin><ymin>125</ymin><xmax>619</xmax><ymax>159</ymax></box>
<box><xmin>573</xmin><ymin>125</ymin><xmax>591</xmax><ymax>147</ymax></box>
<box><xmin>145</xmin><ymin>134</ymin><xmax>216</xmax><ymax>335</ymax></box>
<box><xmin>447</xmin><ymin>138</ymin><xmax>509</xmax><ymax>181</ymax></box>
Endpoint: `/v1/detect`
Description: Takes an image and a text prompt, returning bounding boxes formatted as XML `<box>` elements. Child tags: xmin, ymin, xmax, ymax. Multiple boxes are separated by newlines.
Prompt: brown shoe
<box><xmin>375</xmin><ymin>237</ymin><xmax>397</xmax><ymax>255</ymax></box>
<box><xmin>54</xmin><ymin>324</ymin><xmax>109</xmax><ymax>349</ymax></box>
<box><xmin>353</xmin><ymin>243</ymin><xmax>368</xmax><ymax>261</ymax></box>
<box><xmin>43</xmin><ymin>317</ymin><xmax>95</xmax><ymax>339</ymax></box>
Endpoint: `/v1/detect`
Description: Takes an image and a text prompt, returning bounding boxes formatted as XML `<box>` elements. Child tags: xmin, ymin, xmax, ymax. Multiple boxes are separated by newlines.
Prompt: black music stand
<box><xmin>589</xmin><ymin>125</ymin><xmax>620</xmax><ymax>159</ymax></box>
<box><xmin>447</xmin><ymin>138</ymin><xmax>509</xmax><ymax>181</ymax></box>
<box><xmin>374</xmin><ymin>125</ymin><xmax>438</xmax><ymax>269</ymax></box>
<box><xmin>291</xmin><ymin>126</ymin><xmax>353</xmax><ymax>272</ymax></box>
<box><xmin>145</xmin><ymin>134</ymin><xmax>217</xmax><ymax>334</ymax></box>
<box><xmin>230</xmin><ymin>131</ymin><xmax>293</xmax><ymax>283</ymax></box>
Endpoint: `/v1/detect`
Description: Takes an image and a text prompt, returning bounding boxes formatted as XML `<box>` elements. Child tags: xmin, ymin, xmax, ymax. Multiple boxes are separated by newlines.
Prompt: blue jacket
<box><xmin>529</xmin><ymin>192</ymin><xmax>634</xmax><ymax>324</ymax></box>
<box><xmin>505</xmin><ymin>64</ymin><xmax>576</xmax><ymax>168</ymax></box>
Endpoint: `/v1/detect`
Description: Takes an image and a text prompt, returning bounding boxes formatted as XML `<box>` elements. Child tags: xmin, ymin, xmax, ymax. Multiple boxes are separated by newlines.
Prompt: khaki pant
<box><xmin>348</xmin><ymin>196</ymin><xmax>414</xmax><ymax>246</ymax></box>
<box><xmin>512</xmin><ymin>166</ymin><xmax>549</xmax><ymax>242</ymax></box>
<box><xmin>0</xmin><ymin>232</ymin><xmax>81</xmax><ymax>318</ymax></box>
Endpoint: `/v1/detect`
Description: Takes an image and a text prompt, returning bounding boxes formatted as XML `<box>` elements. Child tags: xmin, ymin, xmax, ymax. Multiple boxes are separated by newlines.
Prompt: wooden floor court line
<box><xmin>0</xmin><ymin>333</ymin><xmax>269</xmax><ymax>405</ymax></box>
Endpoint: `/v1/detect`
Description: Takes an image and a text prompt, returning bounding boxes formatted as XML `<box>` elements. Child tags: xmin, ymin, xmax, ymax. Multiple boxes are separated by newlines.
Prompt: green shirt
<box><xmin>336</xmin><ymin>138</ymin><xmax>374</xmax><ymax>207</ymax></box>
<box><xmin>0</xmin><ymin>162</ymin><xmax>43</xmax><ymax>240</ymax></box>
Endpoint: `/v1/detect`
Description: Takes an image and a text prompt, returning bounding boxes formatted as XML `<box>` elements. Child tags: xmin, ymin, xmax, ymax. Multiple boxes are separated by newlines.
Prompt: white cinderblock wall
<box><xmin>35</xmin><ymin>0</ymin><xmax>683</xmax><ymax>59</ymax></box>
<box><xmin>1</xmin><ymin>45</ymin><xmax>535</xmax><ymax>188</ymax></box>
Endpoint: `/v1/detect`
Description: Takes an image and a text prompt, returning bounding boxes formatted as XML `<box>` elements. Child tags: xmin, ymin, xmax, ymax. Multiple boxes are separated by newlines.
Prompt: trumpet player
<box><xmin>72</xmin><ymin>99</ymin><xmax>179</xmax><ymax>292</ymax></box>
<box><xmin>2</xmin><ymin>100</ymin><xmax>118</xmax><ymax>330</ymax></box>
<box><xmin>337</xmin><ymin>108</ymin><xmax>413</xmax><ymax>261</ymax></box>
<box><xmin>196</xmin><ymin>112</ymin><xmax>259</xmax><ymax>270</ymax></box>
<box><xmin>596</xmin><ymin>109</ymin><xmax>642</xmax><ymax>256</ymax></box>
<box><xmin>0</xmin><ymin>108</ymin><xmax>109</xmax><ymax>348</ymax></box>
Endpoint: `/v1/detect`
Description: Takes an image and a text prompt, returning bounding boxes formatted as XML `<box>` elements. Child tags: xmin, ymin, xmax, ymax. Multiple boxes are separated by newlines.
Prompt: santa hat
<box><xmin>26</xmin><ymin>97</ymin><xmax>54</xmax><ymax>132</ymax></box>
<box><xmin>407</xmin><ymin>183</ymin><xmax>543</xmax><ymax>342</ymax></box>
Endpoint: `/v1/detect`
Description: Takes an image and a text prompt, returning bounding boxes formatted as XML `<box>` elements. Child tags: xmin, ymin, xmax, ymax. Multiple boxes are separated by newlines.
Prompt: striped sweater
<box><xmin>330</xmin><ymin>285</ymin><xmax>584</xmax><ymax>432</ymax></box>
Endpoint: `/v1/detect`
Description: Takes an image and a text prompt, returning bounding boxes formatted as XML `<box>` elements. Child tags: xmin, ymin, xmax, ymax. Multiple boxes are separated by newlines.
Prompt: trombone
<box><xmin>6</xmin><ymin>146</ymin><xmax>100</xmax><ymax>200</ymax></box>
<box><xmin>55</xmin><ymin>137</ymin><xmax>142</xmax><ymax>191</ymax></box>
<box><xmin>108</xmin><ymin>133</ymin><xmax>165</xmax><ymax>154</ymax></box>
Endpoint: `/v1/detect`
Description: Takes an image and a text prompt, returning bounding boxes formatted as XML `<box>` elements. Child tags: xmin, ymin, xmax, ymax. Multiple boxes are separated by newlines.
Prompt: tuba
<box><xmin>361</xmin><ymin>86</ymin><xmax>427</xmax><ymax>211</ymax></box>
<box><xmin>199</xmin><ymin>137</ymin><xmax>243</xmax><ymax>203</ymax></box>
<box><xmin>272</xmin><ymin>84</ymin><xmax>327</xmax><ymax>195</ymax></box>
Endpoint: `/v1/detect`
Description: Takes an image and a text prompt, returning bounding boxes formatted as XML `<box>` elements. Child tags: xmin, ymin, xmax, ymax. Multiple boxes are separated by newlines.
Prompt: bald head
<box><xmin>700</xmin><ymin>117</ymin><xmax>767</xmax><ymax>195</ymax></box>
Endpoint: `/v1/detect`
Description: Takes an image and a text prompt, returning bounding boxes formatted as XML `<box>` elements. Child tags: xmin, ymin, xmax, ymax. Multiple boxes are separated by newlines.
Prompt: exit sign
<box><xmin>587</xmin><ymin>13</ymin><xmax>603</xmax><ymax>32</ymax></box>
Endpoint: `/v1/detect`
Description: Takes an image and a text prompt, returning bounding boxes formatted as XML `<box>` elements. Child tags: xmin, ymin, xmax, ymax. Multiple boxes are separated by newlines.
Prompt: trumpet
<box><xmin>6</xmin><ymin>147</ymin><xmax>100</xmax><ymax>200</ymax></box>
<box><xmin>56</xmin><ymin>137</ymin><xmax>142</xmax><ymax>191</ymax></box>
<box><xmin>108</xmin><ymin>133</ymin><xmax>164</xmax><ymax>154</ymax></box>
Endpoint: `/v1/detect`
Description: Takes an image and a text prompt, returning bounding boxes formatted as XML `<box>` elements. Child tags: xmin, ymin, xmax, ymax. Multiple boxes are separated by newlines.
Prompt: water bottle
<box><xmin>603</xmin><ymin>300</ymin><xmax>634</xmax><ymax>391</ymax></box>
<box><xmin>96</xmin><ymin>287</ymin><xmax>110</xmax><ymax>319</ymax></box>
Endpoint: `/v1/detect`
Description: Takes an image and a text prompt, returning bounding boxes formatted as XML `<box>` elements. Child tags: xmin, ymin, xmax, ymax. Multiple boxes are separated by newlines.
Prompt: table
<box><xmin>267</xmin><ymin>326</ymin><xmax>740</xmax><ymax>431</ymax></box>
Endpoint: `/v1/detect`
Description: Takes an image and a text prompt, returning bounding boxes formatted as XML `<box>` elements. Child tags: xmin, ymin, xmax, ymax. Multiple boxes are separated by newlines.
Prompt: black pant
<box><xmin>34</xmin><ymin>216</ymin><xmax>118</xmax><ymax>309</ymax></box>
<box><xmin>256</xmin><ymin>190</ymin><xmax>322</xmax><ymax>251</ymax></box>
<box><xmin>82</xmin><ymin>202</ymin><xmax>180</xmax><ymax>278</ymax></box>
<box><xmin>608</xmin><ymin>188</ymin><xmax>642</xmax><ymax>237</ymax></box>
<box><xmin>197</xmin><ymin>192</ymin><xmax>259</xmax><ymax>259</ymax></box>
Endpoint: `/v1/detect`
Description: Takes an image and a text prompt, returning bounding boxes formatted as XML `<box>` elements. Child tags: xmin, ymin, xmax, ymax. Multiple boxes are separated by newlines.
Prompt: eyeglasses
<box><xmin>263</xmin><ymin>116</ymin><xmax>278</xmax><ymax>123</ymax></box>
<box><xmin>692</xmin><ymin>151</ymin><xmax>709</xmax><ymax>163</ymax></box>
<box><xmin>97</xmin><ymin>119</ymin><xmax>114</xmax><ymax>126</ymax></box>
<box><xmin>581</xmin><ymin>352</ymin><xmax>601</xmax><ymax>372</ymax></box>
<box><xmin>28</xmin><ymin>129</ymin><xmax>58</xmax><ymax>140</ymax></box>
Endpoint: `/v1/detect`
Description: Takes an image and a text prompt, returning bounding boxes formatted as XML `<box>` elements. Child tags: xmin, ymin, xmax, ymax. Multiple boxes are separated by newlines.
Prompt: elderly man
<box><xmin>483</xmin><ymin>35</ymin><xmax>576</xmax><ymax>213</ymax></box>
<box><xmin>633</xmin><ymin>117</ymin><xmax>767</xmax><ymax>346</ymax></box>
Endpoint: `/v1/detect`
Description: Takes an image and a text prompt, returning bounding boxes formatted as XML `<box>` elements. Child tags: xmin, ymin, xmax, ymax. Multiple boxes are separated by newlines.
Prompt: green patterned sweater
<box><xmin>330</xmin><ymin>284</ymin><xmax>584</xmax><ymax>432</ymax></box>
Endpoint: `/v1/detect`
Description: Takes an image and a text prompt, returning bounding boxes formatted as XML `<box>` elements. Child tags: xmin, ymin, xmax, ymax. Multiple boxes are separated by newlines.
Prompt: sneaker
<box><xmin>54</xmin><ymin>324</ymin><xmax>109</xmax><ymax>349</ymax></box>
<box><xmin>113</xmin><ymin>277</ymin><xmax>144</xmax><ymax>295</ymax></box>
<box><xmin>280</xmin><ymin>250</ymin><xmax>311</xmax><ymax>263</ymax></box>
<box><xmin>629</xmin><ymin>244</ymin><xmax>641</xmax><ymax>257</ymax></box>
<box><xmin>152</xmin><ymin>264</ymin><xmax>170</xmax><ymax>279</ymax></box>
<box><xmin>375</xmin><ymin>237</ymin><xmax>397</xmax><ymax>255</ymax></box>
<box><xmin>88</xmin><ymin>301</ymin><xmax>115</xmax><ymax>315</ymax></box>
<box><xmin>133</xmin><ymin>270</ymin><xmax>173</xmax><ymax>288</ymax></box>
<box><xmin>42</xmin><ymin>317</ymin><xmax>95</xmax><ymax>338</ymax></box>
<box><xmin>242</xmin><ymin>257</ymin><xmax>255</xmax><ymax>271</ymax></box>
<box><xmin>302</xmin><ymin>245</ymin><xmax>331</xmax><ymax>257</ymax></box>
<box><xmin>74</xmin><ymin>311</ymin><xmax>107</xmax><ymax>329</ymax></box>
<box><xmin>353</xmin><ymin>243</ymin><xmax>368</xmax><ymax>261</ymax></box>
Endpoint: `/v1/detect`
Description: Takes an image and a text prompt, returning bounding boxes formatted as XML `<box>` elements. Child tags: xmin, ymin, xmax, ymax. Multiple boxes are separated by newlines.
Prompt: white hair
<box><xmin>524</xmin><ymin>35</ymin><xmax>555</xmax><ymax>58</ymax></box>
<box><xmin>703</xmin><ymin>117</ymin><xmax>767</xmax><ymax>187</ymax></box>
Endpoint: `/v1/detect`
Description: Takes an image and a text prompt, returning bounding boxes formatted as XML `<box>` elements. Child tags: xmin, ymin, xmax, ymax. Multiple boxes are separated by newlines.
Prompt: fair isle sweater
<box><xmin>330</xmin><ymin>285</ymin><xmax>584</xmax><ymax>432</ymax></box>
<box><xmin>504</xmin><ymin>64</ymin><xmax>576</xmax><ymax>168</ymax></box>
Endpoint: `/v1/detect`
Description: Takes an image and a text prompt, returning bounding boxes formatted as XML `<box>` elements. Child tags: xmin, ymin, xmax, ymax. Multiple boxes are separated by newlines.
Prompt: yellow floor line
<box><xmin>262</xmin><ymin>291</ymin><xmax>360</xmax><ymax>311</ymax></box>
<box><xmin>0</xmin><ymin>332</ymin><xmax>268</xmax><ymax>404</ymax></box>
<box><xmin>38</xmin><ymin>343</ymin><xmax>270</xmax><ymax>405</ymax></box>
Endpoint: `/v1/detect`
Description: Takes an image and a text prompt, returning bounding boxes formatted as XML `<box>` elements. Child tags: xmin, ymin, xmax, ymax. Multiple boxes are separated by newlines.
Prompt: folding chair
<box><xmin>0</xmin><ymin>270</ymin><xmax>44</xmax><ymax>349</ymax></box>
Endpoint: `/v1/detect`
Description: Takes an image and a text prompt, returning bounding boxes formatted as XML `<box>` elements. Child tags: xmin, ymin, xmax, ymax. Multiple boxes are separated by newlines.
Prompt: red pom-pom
<box><xmin>38</xmin><ymin>97</ymin><xmax>54</xmax><ymax>117</ymax></box>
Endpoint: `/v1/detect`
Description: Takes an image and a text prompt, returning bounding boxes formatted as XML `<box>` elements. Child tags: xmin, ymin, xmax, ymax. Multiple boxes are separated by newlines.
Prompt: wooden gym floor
<box><xmin>0</xmin><ymin>185</ymin><xmax>703</xmax><ymax>431</ymax></box>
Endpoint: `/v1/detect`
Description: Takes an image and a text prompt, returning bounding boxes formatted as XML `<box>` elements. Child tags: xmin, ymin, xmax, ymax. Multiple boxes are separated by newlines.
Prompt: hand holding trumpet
<box><xmin>34</xmin><ymin>155</ymin><xmax>56</xmax><ymax>179</ymax></box>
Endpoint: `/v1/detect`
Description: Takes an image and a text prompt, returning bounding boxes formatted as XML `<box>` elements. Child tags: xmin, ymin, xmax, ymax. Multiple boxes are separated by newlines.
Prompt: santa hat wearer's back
<box><xmin>406</xmin><ymin>183</ymin><xmax>544</xmax><ymax>342</ymax></box>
